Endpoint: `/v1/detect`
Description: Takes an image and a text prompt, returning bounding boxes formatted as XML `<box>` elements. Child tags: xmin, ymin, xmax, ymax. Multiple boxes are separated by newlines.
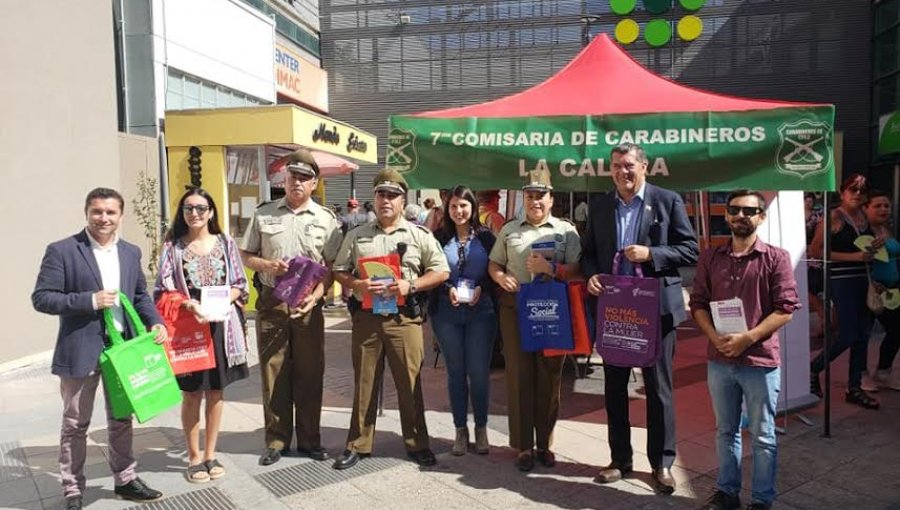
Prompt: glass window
<box><xmin>402</xmin><ymin>61</ymin><xmax>431</xmax><ymax>90</ymax></box>
<box><xmin>876</xmin><ymin>0</ymin><xmax>900</xmax><ymax>34</ymax></box>
<box><xmin>378</xmin><ymin>62</ymin><xmax>401</xmax><ymax>91</ymax></box>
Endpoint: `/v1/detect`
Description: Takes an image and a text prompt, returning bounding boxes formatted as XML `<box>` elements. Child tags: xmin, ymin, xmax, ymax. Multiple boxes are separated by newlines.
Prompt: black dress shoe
<box><xmin>699</xmin><ymin>489</ymin><xmax>741</xmax><ymax>510</ymax></box>
<box><xmin>333</xmin><ymin>449</ymin><xmax>368</xmax><ymax>470</ymax></box>
<box><xmin>407</xmin><ymin>449</ymin><xmax>437</xmax><ymax>466</ymax></box>
<box><xmin>652</xmin><ymin>467</ymin><xmax>676</xmax><ymax>495</ymax></box>
<box><xmin>298</xmin><ymin>446</ymin><xmax>331</xmax><ymax>461</ymax></box>
<box><xmin>114</xmin><ymin>477</ymin><xmax>163</xmax><ymax>502</ymax></box>
<box><xmin>536</xmin><ymin>449</ymin><xmax>556</xmax><ymax>467</ymax></box>
<box><xmin>64</xmin><ymin>496</ymin><xmax>83</xmax><ymax>510</ymax></box>
<box><xmin>595</xmin><ymin>462</ymin><xmax>633</xmax><ymax>483</ymax></box>
<box><xmin>259</xmin><ymin>448</ymin><xmax>283</xmax><ymax>466</ymax></box>
<box><xmin>515</xmin><ymin>450</ymin><xmax>535</xmax><ymax>472</ymax></box>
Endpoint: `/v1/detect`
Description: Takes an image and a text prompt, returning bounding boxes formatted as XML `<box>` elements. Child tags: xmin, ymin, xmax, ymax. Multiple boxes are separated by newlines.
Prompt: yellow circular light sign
<box><xmin>677</xmin><ymin>15</ymin><xmax>703</xmax><ymax>41</ymax></box>
<box><xmin>615</xmin><ymin>19</ymin><xmax>640</xmax><ymax>45</ymax></box>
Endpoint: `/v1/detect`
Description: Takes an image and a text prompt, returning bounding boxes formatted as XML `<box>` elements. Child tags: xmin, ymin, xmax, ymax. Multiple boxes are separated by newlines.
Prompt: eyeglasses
<box><xmin>846</xmin><ymin>186</ymin><xmax>866</xmax><ymax>194</ymax></box>
<box><xmin>182</xmin><ymin>205</ymin><xmax>210</xmax><ymax>214</ymax></box>
<box><xmin>725</xmin><ymin>205</ymin><xmax>763</xmax><ymax>217</ymax></box>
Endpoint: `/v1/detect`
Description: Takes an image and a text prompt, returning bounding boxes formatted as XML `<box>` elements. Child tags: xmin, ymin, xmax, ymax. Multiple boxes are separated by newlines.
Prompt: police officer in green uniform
<box><xmin>239</xmin><ymin>149</ymin><xmax>343</xmax><ymax>466</ymax></box>
<box><xmin>331</xmin><ymin>169</ymin><xmax>450</xmax><ymax>470</ymax></box>
<box><xmin>487</xmin><ymin>168</ymin><xmax>581</xmax><ymax>472</ymax></box>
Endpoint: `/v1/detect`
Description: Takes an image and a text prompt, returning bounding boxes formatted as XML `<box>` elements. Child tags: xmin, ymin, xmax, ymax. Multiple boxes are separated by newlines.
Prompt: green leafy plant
<box><xmin>133</xmin><ymin>170</ymin><xmax>167</xmax><ymax>276</ymax></box>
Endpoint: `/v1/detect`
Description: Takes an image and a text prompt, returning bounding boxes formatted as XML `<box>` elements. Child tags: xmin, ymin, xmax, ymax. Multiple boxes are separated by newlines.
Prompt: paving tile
<box><xmin>0</xmin><ymin>476</ymin><xmax>40</xmax><ymax>507</ymax></box>
<box><xmin>778</xmin><ymin>479</ymin><xmax>887</xmax><ymax>510</ymax></box>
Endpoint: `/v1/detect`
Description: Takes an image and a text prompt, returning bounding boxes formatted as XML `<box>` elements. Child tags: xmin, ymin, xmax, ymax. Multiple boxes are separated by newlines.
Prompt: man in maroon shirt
<box><xmin>689</xmin><ymin>190</ymin><xmax>800</xmax><ymax>510</ymax></box>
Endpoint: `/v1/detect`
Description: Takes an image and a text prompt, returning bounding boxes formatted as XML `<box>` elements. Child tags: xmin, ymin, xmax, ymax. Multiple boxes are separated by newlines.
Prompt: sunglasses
<box><xmin>845</xmin><ymin>186</ymin><xmax>866</xmax><ymax>194</ymax></box>
<box><xmin>182</xmin><ymin>205</ymin><xmax>210</xmax><ymax>214</ymax></box>
<box><xmin>725</xmin><ymin>205</ymin><xmax>763</xmax><ymax>217</ymax></box>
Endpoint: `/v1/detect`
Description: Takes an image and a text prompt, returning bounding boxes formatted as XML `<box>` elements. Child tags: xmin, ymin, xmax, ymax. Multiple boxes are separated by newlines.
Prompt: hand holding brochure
<box><xmin>710</xmin><ymin>298</ymin><xmax>749</xmax><ymax>335</ymax></box>
<box><xmin>358</xmin><ymin>254</ymin><xmax>405</xmax><ymax>309</ymax></box>
<box><xmin>371</xmin><ymin>276</ymin><xmax>399</xmax><ymax>315</ymax></box>
<box><xmin>456</xmin><ymin>278</ymin><xmax>475</xmax><ymax>304</ymax></box>
<box><xmin>200</xmin><ymin>286</ymin><xmax>231</xmax><ymax>322</ymax></box>
<box><xmin>854</xmin><ymin>235</ymin><xmax>889</xmax><ymax>262</ymax></box>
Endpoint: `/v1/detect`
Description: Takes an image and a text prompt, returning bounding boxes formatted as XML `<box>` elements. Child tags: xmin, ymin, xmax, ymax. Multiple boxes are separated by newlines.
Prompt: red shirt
<box><xmin>689</xmin><ymin>238</ymin><xmax>801</xmax><ymax>367</ymax></box>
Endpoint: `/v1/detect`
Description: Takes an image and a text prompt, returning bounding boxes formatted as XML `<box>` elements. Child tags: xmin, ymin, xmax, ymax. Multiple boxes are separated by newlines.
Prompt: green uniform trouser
<box><xmin>498</xmin><ymin>292</ymin><xmax>564</xmax><ymax>451</ymax></box>
<box><xmin>256</xmin><ymin>286</ymin><xmax>325</xmax><ymax>451</ymax></box>
<box><xmin>346</xmin><ymin>311</ymin><xmax>430</xmax><ymax>453</ymax></box>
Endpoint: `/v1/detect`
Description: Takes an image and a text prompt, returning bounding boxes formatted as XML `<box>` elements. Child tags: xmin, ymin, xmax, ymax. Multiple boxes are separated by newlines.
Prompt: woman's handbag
<box><xmin>866</xmin><ymin>264</ymin><xmax>886</xmax><ymax>315</ymax></box>
<box><xmin>517</xmin><ymin>277</ymin><xmax>574</xmax><ymax>352</ymax></box>
<box><xmin>99</xmin><ymin>292</ymin><xmax>183</xmax><ymax>423</ymax></box>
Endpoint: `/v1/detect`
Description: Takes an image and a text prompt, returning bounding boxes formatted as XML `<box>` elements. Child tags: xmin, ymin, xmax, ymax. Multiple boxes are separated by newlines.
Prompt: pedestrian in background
<box><xmin>808</xmin><ymin>174</ymin><xmax>880</xmax><ymax>409</ymax></box>
<box><xmin>861</xmin><ymin>189</ymin><xmax>900</xmax><ymax>391</ymax></box>
<box><xmin>691</xmin><ymin>190</ymin><xmax>799</xmax><ymax>510</ymax></box>
<box><xmin>430</xmin><ymin>185</ymin><xmax>497</xmax><ymax>456</ymax></box>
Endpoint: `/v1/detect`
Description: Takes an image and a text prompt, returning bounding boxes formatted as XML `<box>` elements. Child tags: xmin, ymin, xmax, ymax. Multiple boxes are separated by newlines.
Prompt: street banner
<box><xmin>388</xmin><ymin>107</ymin><xmax>835</xmax><ymax>192</ymax></box>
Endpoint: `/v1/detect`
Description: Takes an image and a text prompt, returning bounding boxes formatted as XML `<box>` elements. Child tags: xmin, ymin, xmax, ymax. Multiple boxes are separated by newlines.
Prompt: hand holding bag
<box><xmin>155</xmin><ymin>291</ymin><xmax>216</xmax><ymax>375</ymax></box>
<box><xmin>544</xmin><ymin>280</ymin><xmax>593</xmax><ymax>357</ymax></box>
<box><xmin>595</xmin><ymin>252</ymin><xmax>662</xmax><ymax>368</ymax></box>
<box><xmin>99</xmin><ymin>292</ymin><xmax>182</xmax><ymax>423</ymax></box>
<box><xmin>517</xmin><ymin>276</ymin><xmax>574</xmax><ymax>352</ymax></box>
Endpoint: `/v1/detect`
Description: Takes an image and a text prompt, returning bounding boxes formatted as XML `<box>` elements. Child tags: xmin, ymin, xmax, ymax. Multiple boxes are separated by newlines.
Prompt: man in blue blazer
<box><xmin>582</xmin><ymin>144</ymin><xmax>698</xmax><ymax>494</ymax></box>
<box><xmin>32</xmin><ymin>188</ymin><xmax>167</xmax><ymax>510</ymax></box>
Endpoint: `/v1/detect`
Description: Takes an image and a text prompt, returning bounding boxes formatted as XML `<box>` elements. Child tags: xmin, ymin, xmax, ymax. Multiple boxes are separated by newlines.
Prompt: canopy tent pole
<box><xmin>821</xmin><ymin>191</ymin><xmax>832</xmax><ymax>438</ymax></box>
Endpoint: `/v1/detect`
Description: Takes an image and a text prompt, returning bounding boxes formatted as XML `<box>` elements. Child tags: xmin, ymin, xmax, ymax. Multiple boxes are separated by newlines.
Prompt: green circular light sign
<box><xmin>615</xmin><ymin>19</ymin><xmax>640</xmax><ymax>44</ymax></box>
<box><xmin>645</xmin><ymin>19</ymin><xmax>672</xmax><ymax>47</ymax></box>
<box><xmin>610</xmin><ymin>0</ymin><xmax>637</xmax><ymax>15</ymax></box>
<box><xmin>643</xmin><ymin>0</ymin><xmax>671</xmax><ymax>15</ymax></box>
<box><xmin>679</xmin><ymin>0</ymin><xmax>706</xmax><ymax>11</ymax></box>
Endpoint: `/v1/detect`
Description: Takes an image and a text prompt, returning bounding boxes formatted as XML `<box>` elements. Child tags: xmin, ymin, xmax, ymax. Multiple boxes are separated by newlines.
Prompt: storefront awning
<box><xmin>165</xmin><ymin>104</ymin><xmax>377</xmax><ymax>164</ymax></box>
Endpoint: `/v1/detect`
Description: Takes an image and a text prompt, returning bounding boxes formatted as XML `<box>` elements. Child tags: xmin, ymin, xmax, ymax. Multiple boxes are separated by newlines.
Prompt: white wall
<box><xmin>153</xmin><ymin>0</ymin><xmax>276</xmax><ymax>119</ymax></box>
<box><xmin>758</xmin><ymin>191</ymin><xmax>818</xmax><ymax>412</ymax></box>
<box><xmin>0</xmin><ymin>0</ymin><xmax>121</xmax><ymax>365</ymax></box>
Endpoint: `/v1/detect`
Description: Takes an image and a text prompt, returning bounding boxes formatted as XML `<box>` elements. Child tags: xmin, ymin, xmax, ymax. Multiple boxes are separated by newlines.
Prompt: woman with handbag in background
<box><xmin>155</xmin><ymin>188</ymin><xmax>250</xmax><ymax>482</ymax></box>
<box><xmin>487</xmin><ymin>170</ymin><xmax>581</xmax><ymax>471</ymax></box>
<box><xmin>862</xmin><ymin>189</ymin><xmax>900</xmax><ymax>392</ymax></box>
<box><xmin>808</xmin><ymin>174</ymin><xmax>880</xmax><ymax>409</ymax></box>
<box><xmin>430</xmin><ymin>185</ymin><xmax>497</xmax><ymax>456</ymax></box>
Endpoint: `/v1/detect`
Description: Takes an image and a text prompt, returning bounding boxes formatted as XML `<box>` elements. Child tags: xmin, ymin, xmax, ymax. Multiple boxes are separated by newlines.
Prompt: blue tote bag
<box><xmin>517</xmin><ymin>278</ymin><xmax>574</xmax><ymax>352</ymax></box>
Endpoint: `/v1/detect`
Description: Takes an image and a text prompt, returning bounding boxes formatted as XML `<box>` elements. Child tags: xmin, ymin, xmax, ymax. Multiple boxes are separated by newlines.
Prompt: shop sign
<box><xmin>296</xmin><ymin>110</ymin><xmax>377</xmax><ymax>163</ymax></box>
<box><xmin>275</xmin><ymin>42</ymin><xmax>329</xmax><ymax>113</ymax></box>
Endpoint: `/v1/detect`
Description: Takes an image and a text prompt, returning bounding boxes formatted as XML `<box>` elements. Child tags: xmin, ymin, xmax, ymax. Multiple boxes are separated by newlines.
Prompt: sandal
<box><xmin>846</xmin><ymin>387</ymin><xmax>880</xmax><ymax>410</ymax></box>
<box><xmin>186</xmin><ymin>463</ymin><xmax>210</xmax><ymax>483</ymax></box>
<box><xmin>205</xmin><ymin>458</ymin><xmax>226</xmax><ymax>480</ymax></box>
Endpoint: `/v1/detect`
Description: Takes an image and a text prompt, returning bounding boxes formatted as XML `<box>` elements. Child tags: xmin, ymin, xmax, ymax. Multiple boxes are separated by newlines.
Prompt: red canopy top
<box><xmin>414</xmin><ymin>34</ymin><xmax>821</xmax><ymax>118</ymax></box>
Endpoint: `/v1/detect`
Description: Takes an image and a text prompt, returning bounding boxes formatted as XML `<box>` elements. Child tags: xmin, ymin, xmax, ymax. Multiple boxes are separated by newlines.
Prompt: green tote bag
<box><xmin>99</xmin><ymin>292</ymin><xmax>182</xmax><ymax>423</ymax></box>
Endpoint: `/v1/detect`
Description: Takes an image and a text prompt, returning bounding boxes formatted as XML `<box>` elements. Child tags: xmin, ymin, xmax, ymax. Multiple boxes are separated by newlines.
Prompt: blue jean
<box><xmin>707</xmin><ymin>361</ymin><xmax>780</xmax><ymax>505</ymax></box>
<box><xmin>810</xmin><ymin>276</ymin><xmax>873</xmax><ymax>388</ymax></box>
<box><xmin>431</xmin><ymin>297</ymin><xmax>496</xmax><ymax>428</ymax></box>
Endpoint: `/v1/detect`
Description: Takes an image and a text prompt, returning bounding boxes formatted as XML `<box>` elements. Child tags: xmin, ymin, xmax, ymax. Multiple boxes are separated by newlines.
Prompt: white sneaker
<box><xmin>874</xmin><ymin>369</ymin><xmax>900</xmax><ymax>390</ymax></box>
<box><xmin>860</xmin><ymin>371</ymin><xmax>879</xmax><ymax>392</ymax></box>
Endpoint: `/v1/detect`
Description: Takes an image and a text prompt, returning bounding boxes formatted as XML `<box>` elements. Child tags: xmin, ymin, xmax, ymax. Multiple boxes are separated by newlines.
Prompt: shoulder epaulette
<box><xmin>255</xmin><ymin>200</ymin><xmax>273</xmax><ymax>209</ymax></box>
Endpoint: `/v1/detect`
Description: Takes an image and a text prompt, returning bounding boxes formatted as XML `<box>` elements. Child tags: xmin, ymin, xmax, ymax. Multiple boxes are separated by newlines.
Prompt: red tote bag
<box><xmin>544</xmin><ymin>281</ymin><xmax>593</xmax><ymax>357</ymax></box>
<box><xmin>164</xmin><ymin>310</ymin><xmax>216</xmax><ymax>375</ymax></box>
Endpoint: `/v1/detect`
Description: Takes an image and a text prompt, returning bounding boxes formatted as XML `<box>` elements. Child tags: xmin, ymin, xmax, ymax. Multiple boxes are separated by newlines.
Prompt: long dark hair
<box><xmin>438</xmin><ymin>185</ymin><xmax>484</xmax><ymax>244</ymax></box>
<box><xmin>165</xmin><ymin>188</ymin><xmax>223</xmax><ymax>242</ymax></box>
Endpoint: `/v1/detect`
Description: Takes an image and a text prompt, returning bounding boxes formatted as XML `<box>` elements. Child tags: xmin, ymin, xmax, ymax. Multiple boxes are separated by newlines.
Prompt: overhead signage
<box><xmin>274</xmin><ymin>41</ymin><xmax>329</xmax><ymax>113</ymax></box>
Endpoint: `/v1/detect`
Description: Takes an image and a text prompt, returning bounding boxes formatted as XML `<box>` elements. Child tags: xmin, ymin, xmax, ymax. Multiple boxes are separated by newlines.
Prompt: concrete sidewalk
<box><xmin>1</xmin><ymin>312</ymin><xmax>899</xmax><ymax>510</ymax></box>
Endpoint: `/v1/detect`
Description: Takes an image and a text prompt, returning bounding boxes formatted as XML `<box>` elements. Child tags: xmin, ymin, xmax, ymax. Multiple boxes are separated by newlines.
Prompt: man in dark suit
<box><xmin>582</xmin><ymin>143</ymin><xmax>698</xmax><ymax>494</ymax></box>
<box><xmin>32</xmin><ymin>188</ymin><xmax>167</xmax><ymax>510</ymax></box>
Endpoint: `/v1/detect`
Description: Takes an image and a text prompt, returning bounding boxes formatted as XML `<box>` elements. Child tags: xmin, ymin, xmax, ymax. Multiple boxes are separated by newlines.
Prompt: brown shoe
<box><xmin>536</xmin><ymin>449</ymin><xmax>556</xmax><ymax>467</ymax></box>
<box><xmin>652</xmin><ymin>467</ymin><xmax>676</xmax><ymax>494</ymax></box>
<box><xmin>595</xmin><ymin>462</ymin><xmax>633</xmax><ymax>483</ymax></box>
<box><xmin>515</xmin><ymin>450</ymin><xmax>534</xmax><ymax>472</ymax></box>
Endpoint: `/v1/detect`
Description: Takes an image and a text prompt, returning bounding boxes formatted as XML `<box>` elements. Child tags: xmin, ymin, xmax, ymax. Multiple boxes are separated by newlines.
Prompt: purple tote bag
<box><xmin>273</xmin><ymin>255</ymin><xmax>328</xmax><ymax>309</ymax></box>
<box><xmin>595</xmin><ymin>252</ymin><xmax>662</xmax><ymax>368</ymax></box>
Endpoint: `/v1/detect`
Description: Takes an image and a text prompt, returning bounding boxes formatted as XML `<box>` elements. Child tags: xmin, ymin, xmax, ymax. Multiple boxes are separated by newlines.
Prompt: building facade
<box><xmin>320</xmin><ymin>0</ymin><xmax>871</xmax><ymax>208</ymax></box>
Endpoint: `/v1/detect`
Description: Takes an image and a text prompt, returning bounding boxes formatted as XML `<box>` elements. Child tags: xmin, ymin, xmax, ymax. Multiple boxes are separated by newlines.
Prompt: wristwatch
<box><xmin>408</xmin><ymin>279</ymin><xmax>418</xmax><ymax>295</ymax></box>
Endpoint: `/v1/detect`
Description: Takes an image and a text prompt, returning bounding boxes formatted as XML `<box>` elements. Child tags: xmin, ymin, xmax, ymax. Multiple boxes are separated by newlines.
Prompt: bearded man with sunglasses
<box><xmin>689</xmin><ymin>190</ymin><xmax>800</xmax><ymax>510</ymax></box>
<box><xmin>240</xmin><ymin>149</ymin><xmax>343</xmax><ymax>466</ymax></box>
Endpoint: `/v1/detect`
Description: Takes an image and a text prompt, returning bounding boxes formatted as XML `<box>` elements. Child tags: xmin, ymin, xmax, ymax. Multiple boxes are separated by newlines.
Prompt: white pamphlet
<box><xmin>710</xmin><ymin>298</ymin><xmax>748</xmax><ymax>335</ymax></box>
<box><xmin>200</xmin><ymin>286</ymin><xmax>232</xmax><ymax>322</ymax></box>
